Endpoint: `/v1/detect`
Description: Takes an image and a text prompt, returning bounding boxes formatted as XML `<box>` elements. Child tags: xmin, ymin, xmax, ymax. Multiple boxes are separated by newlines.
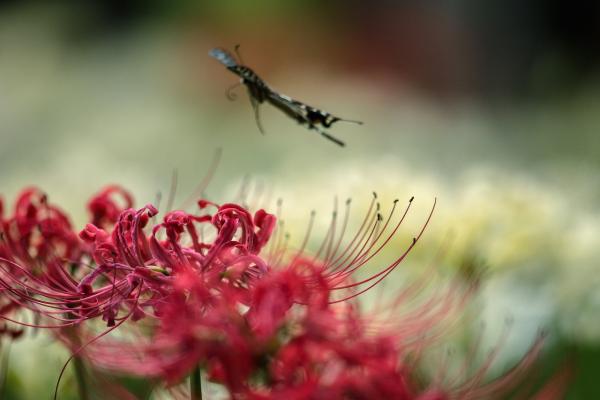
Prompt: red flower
<box><xmin>87</xmin><ymin>185</ymin><xmax>134</xmax><ymax>229</ymax></box>
<box><xmin>0</xmin><ymin>186</ymin><xmax>566</xmax><ymax>399</ymax></box>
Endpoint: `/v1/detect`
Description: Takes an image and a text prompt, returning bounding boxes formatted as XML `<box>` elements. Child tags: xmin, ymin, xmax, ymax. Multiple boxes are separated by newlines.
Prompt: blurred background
<box><xmin>0</xmin><ymin>1</ymin><xmax>599</xmax><ymax>398</ymax></box>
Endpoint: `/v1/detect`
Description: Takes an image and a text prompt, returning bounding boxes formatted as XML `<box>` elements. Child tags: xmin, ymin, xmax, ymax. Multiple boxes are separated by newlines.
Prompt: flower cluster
<box><xmin>0</xmin><ymin>186</ymin><xmax>561</xmax><ymax>399</ymax></box>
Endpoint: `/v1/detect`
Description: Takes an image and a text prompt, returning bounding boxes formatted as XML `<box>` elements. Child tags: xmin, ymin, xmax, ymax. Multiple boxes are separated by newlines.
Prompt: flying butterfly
<box><xmin>209</xmin><ymin>46</ymin><xmax>362</xmax><ymax>147</ymax></box>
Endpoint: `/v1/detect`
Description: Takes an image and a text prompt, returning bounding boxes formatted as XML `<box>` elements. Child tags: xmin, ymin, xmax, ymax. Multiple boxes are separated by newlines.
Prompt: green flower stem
<box><xmin>73</xmin><ymin>355</ymin><xmax>90</xmax><ymax>400</ymax></box>
<box><xmin>0</xmin><ymin>341</ymin><xmax>11</xmax><ymax>398</ymax></box>
<box><xmin>64</xmin><ymin>313</ymin><xmax>89</xmax><ymax>400</ymax></box>
<box><xmin>191</xmin><ymin>365</ymin><xmax>202</xmax><ymax>400</ymax></box>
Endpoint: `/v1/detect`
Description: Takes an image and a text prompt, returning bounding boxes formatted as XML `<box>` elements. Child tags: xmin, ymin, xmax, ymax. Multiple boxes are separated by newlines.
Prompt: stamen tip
<box><xmin>409</xmin><ymin>196</ymin><xmax>414</xmax><ymax>203</ymax></box>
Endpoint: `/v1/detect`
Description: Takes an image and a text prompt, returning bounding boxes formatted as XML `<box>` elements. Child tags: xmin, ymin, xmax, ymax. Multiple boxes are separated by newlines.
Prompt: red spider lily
<box><xmin>0</xmin><ymin>188</ymin><xmax>82</xmax><ymax>338</ymax></box>
<box><xmin>87</xmin><ymin>185</ymin><xmax>134</xmax><ymax>230</ymax></box>
<box><xmin>0</xmin><ymin>187</ymin><xmax>280</xmax><ymax>336</ymax></box>
<box><xmin>0</xmin><ymin>186</ymin><xmax>566</xmax><ymax>400</ymax></box>
<box><xmin>0</xmin><ymin>187</ymin><xmax>80</xmax><ymax>265</ymax></box>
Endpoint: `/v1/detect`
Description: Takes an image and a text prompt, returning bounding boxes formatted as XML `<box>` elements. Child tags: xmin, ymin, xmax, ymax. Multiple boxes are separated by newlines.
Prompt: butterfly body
<box><xmin>209</xmin><ymin>47</ymin><xmax>362</xmax><ymax>147</ymax></box>
<box><xmin>269</xmin><ymin>92</ymin><xmax>342</xmax><ymax>127</ymax></box>
<box><xmin>229</xmin><ymin>65</ymin><xmax>271</xmax><ymax>103</ymax></box>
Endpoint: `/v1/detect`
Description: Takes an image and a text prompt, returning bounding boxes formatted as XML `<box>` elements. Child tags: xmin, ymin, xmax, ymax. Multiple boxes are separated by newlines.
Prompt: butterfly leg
<box><xmin>248</xmin><ymin>93</ymin><xmax>265</xmax><ymax>135</ymax></box>
<box><xmin>226</xmin><ymin>81</ymin><xmax>242</xmax><ymax>101</ymax></box>
<box><xmin>309</xmin><ymin>124</ymin><xmax>345</xmax><ymax>147</ymax></box>
<box><xmin>234</xmin><ymin>44</ymin><xmax>245</xmax><ymax>64</ymax></box>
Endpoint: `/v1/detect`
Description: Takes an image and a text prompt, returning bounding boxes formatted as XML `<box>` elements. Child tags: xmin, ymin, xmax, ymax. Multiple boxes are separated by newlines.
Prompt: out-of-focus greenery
<box><xmin>0</xmin><ymin>2</ymin><xmax>599</xmax><ymax>398</ymax></box>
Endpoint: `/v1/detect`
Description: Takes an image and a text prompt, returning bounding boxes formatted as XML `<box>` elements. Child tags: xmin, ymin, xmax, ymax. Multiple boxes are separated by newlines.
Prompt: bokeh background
<box><xmin>0</xmin><ymin>1</ymin><xmax>599</xmax><ymax>398</ymax></box>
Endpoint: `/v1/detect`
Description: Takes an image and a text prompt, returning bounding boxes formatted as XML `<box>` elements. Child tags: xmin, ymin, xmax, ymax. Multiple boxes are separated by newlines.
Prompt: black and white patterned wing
<box><xmin>266</xmin><ymin>92</ymin><xmax>346</xmax><ymax>147</ymax></box>
<box><xmin>265</xmin><ymin>92</ymin><xmax>309</xmax><ymax>124</ymax></box>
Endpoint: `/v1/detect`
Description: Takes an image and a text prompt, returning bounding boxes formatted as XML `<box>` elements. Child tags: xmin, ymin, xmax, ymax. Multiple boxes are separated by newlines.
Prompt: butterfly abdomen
<box><xmin>232</xmin><ymin>66</ymin><xmax>263</xmax><ymax>85</ymax></box>
<box><xmin>304</xmin><ymin>108</ymin><xmax>338</xmax><ymax>127</ymax></box>
<box><xmin>228</xmin><ymin>66</ymin><xmax>269</xmax><ymax>103</ymax></box>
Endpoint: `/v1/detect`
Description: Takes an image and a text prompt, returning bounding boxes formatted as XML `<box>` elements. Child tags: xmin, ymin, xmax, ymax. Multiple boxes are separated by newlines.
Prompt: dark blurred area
<box><xmin>1</xmin><ymin>0</ymin><xmax>598</xmax><ymax>101</ymax></box>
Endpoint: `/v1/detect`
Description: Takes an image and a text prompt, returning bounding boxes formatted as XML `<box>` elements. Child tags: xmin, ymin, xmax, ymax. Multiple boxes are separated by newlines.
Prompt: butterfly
<box><xmin>209</xmin><ymin>46</ymin><xmax>362</xmax><ymax>147</ymax></box>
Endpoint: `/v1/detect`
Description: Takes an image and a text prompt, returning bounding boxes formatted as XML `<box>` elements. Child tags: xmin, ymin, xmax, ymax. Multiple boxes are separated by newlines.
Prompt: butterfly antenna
<box><xmin>234</xmin><ymin>44</ymin><xmax>245</xmax><ymax>64</ymax></box>
<box><xmin>337</xmin><ymin>117</ymin><xmax>363</xmax><ymax>125</ymax></box>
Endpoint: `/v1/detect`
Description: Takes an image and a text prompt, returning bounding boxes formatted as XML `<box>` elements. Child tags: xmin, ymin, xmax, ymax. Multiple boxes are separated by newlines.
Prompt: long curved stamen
<box><xmin>328</xmin><ymin>197</ymin><xmax>411</xmax><ymax>282</ymax></box>
<box><xmin>323</xmin><ymin>198</ymin><xmax>351</xmax><ymax>268</ymax></box>
<box><xmin>180</xmin><ymin>148</ymin><xmax>222</xmax><ymax>211</ymax></box>
<box><xmin>323</xmin><ymin>192</ymin><xmax>378</xmax><ymax>271</ymax></box>
<box><xmin>290</xmin><ymin>210</ymin><xmax>316</xmax><ymax>266</ymax></box>
<box><xmin>329</xmin><ymin>199</ymin><xmax>436</xmax><ymax>301</ymax></box>
<box><xmin>310</xmin><ymin>205</ymin><xmax>337</xmax><ymax>265</ymax></box>
<box><xmin>165</xmin><ymin>169</ymin><xmax>178</xmax><ymax>213</ymax></box>
<box><xmin>326</xmin><ymin>203</ymin><xmax>381</xmax><ymax>280</ymax></box>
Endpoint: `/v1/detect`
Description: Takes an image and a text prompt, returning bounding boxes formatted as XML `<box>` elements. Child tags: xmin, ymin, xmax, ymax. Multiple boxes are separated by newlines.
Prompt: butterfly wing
<box><xmin>209</xmin><ymin>48</ymin><xmax>238</xmax><ymax>68</ymax></box>
<box><xmin>210</xmin><ymin>47</ymin><xmax>269</xmax><ymax>134</ymax></box>
<box><xmin>265</xmin><ymin>92</ymin><xmax>308</xmax><ymax>123</ymax></box>
<box><xmin>266</xmin><ymin>92</ymin><xmax>346</xmax><ymax>146</ymax></box>
<box><xmin>210</xmin><ymin>46</ymin><xmax>357</xmax><ymax>146</ymax></box>
<box><xmin>266</xmin><ymin>92</ymin><xmax>358</xmax><ymax>128</ymax></box>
